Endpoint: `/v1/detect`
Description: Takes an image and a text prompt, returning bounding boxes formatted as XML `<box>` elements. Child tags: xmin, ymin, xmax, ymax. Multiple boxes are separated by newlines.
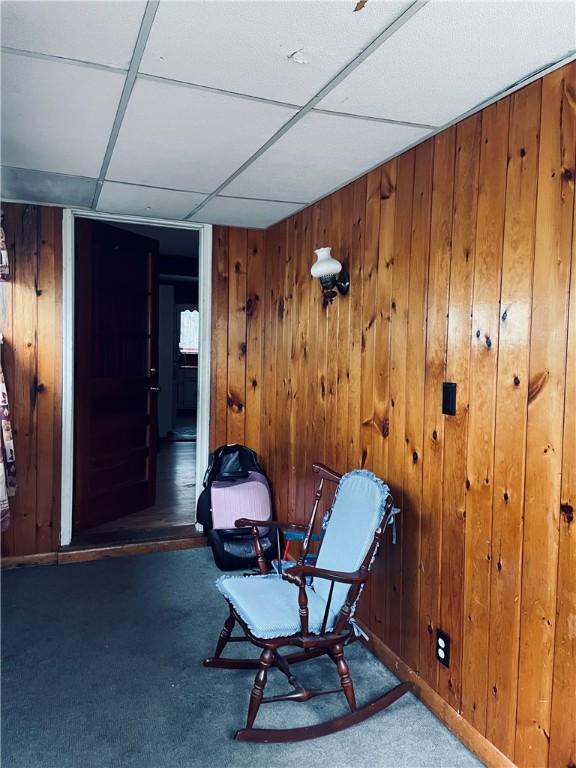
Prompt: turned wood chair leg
<box><xmin>246</xmin><ymin>648</ymin><xmax>274</xmax><ymax>729</ymax></box>
<box><xmin>331</xmin><ymin>644</ymin><xmax>357</xmax><ymax>713</ymax></box>
<box><xmin>213</xmin><ymin>609</ymin><xmax>236</xmax><ymax>659</ymax></box>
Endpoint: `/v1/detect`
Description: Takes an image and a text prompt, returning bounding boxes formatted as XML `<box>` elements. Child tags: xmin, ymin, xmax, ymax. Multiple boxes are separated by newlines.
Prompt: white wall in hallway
<box><xmin>158</xmin><ymin>284</ymin><xmax>175</xmax><ymax>438</ymax></box>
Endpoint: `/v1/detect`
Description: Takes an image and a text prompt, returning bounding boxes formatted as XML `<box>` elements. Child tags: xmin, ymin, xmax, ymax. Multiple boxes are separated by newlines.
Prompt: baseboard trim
<box><xmin>2</xmin><ymin>536</ymin><xmax>207</xmax><ymax>568</ymax></box>
<box><xmin>1</xmin><ymin>552</ymin><xmax>59</xmax><ymax>569</ymax></box>
<box><xmin>357</xmin><ymin>620</ymin><xmax>516</xmax><ymax>768</ymax></box>
<box><xmin>58</xmin><ymin>536</ymin><xmax>207</xmax><ymax>564</ymax></box>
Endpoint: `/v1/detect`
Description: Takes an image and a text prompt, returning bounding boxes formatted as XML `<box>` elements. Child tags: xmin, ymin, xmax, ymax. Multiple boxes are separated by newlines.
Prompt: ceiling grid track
<box><xmin>90</xmin><ymin>0</ymin><xmax>160</xmax><ymax>210</ymax></box>
<box><xmin>183</xmin><ymin>0</ymin><xmax>431</xmax><ymax>220</ymax></box>
<box><xmin>0</xmin><ymin>43</ymin><xmax>438</xmax><ymax>131</ymax></box>
<box><xmin>0</xmin><ymin>45</ymin><xmax>128</xmax><ymax>74</ymax></box>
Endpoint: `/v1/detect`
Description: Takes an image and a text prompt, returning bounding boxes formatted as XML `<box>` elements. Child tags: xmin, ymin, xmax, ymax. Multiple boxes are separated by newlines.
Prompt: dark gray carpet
<box><xmin>1</xmin><ymin>548</ymin><xmax>482</xmax><ymax>768</ymax></box>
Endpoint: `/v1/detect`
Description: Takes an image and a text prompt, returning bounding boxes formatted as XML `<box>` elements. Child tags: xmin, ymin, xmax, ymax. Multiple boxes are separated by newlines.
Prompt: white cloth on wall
<box><xmin>0</xmin><ymin>336</ymin><xmax>16</xmax><ymax>530</ymax></box>
<box><xmin>0</xmin><ymin>223</ymin><xmax>9</xmax><ymax>280</ymax></box>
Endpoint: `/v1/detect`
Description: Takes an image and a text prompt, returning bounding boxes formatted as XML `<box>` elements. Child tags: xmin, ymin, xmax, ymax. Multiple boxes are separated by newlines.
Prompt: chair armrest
<box><xmin>312</xmin><ymin>463</ymin><xmax>342</xmax><ymax>483</ymax></box>
<box><xmin>283</xmin><ymin>564</ymin><xmax>369</xmax><ymax>586</ymax></box>
<box><xmin>283</xmin><ymin>563</ymin><xmax>368</xmax><ymax>638</ymax></box>
<box><xmin>233</xmin><ymin>519</ymin><xmax>307</xmax><ymax>576</ymax></box>
<box><xmin>234</xmin><ymin>518</ymin><xmax>307</xmax><ymax>533</ymax></box>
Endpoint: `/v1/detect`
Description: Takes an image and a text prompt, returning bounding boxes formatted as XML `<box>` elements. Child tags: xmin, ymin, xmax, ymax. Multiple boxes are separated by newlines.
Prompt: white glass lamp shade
<box><xmin>311</xmin><ymin>247</ymin><xmax>342</xmax><ymax>279</ymax></box>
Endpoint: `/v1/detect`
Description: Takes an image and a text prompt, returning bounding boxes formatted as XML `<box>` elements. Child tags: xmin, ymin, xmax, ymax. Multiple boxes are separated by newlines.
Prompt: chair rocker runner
<box><xmin>203</xmin><ymin>462</ymin><xmax>414</xmax><ymax>742</ymax></box>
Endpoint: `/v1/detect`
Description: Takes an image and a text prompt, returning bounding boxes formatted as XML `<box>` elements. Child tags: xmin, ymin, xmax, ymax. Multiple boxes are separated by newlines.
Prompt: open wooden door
<box><xmin>74</xmin><ymin>219</ymin><xmax>159</xmax><ymax>533</ymax></box>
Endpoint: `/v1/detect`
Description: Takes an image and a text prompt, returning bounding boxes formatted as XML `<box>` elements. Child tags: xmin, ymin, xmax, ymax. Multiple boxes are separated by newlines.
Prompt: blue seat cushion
<box><xmin>216</xmin><ymin>574</ymin><xmax>338</xmax><ymax>639</ymax></box>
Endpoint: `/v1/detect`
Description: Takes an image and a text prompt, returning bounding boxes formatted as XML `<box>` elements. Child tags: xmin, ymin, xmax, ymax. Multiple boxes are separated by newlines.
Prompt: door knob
<box><xmin>147</xmin><ymin>385</ymin><xmax>161</xmax><ymax>392</ymax></box>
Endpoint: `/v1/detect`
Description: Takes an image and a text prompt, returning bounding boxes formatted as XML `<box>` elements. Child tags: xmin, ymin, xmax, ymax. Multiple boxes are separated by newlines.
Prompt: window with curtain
<box><xmin>179</xmin><ymin>309</ymin><xmax>199</xmax><ymax>354</ymax></box>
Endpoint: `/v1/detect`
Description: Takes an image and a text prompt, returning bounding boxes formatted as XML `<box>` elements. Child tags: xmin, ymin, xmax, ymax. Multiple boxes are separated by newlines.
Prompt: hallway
<box><xmin>73</xmin><ymin>442</ymin><xmax>198</xmax><ymax>546</ymax></box>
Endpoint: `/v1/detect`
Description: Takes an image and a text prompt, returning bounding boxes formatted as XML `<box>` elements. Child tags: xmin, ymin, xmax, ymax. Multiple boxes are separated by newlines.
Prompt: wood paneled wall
<box><xmin>209</xmin><ymin>226</ymin><xmax>266</xmax><ymax>454</ymax></box>
<box><xmin>0</xmin><ymin>204</ymin><xmax>62</xmax><ymax>557</ymax></box>
<box><xmin>210</xmin><ymin>62</ymin><xmax>576</xmax><ymax>768</ymax></box>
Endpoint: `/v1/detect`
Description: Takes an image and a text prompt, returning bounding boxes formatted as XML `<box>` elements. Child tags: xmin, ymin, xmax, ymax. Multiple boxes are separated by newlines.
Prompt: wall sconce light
<box><xmin>311</xmin><ymin>247</ymin><xmax>350</xmax><ymax>305</ymax></box>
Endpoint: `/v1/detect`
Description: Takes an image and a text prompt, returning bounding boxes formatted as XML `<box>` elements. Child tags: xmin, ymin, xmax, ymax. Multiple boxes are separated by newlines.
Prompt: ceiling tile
<box><xmin>1</xmin><ymin>166</ymin><xmax>97</xmax><ymax>208</ymax></box>
<box><xmin>97</xmin><ymin>181</ymin><xmax>207</xmax><ymax>220</ymax></box>
<box><xmin>190</xmin><ymin>197</ymin><xmax>304</xmax><ymax>229</ymax></box>
<box><xmin>106</xmin><ymin>78</ymin><xmax>297</xmax><ymax>191</ymax></box>
<box><xmin>1</xmin><ymin>53</ymin><xmax>125</xmax><ymax>177</ymax></box>
<box><xmin>224</xmin><ymin>111</ymin><xmax>429</xmax><ymax>203</ymax></box>
<box><xmin>318</xmin><ymin>0</ymin><xmax>576</xmax><ymax>125</ymax></box>
<box><xmin>0</xmin><ymin>0</ymin><xmax>146</xmax><ymax>69</ymax></box>
<box><xmin>140</xmin><ymin>0</ymin><xmax>410</xmax><ymax>105</ymax></box>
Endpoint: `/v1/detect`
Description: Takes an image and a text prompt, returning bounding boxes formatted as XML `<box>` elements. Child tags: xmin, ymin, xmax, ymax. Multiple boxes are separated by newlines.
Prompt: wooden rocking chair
<box><xmin>203</xmin><ymin>463</ymin><xmax>414</xmax><ymax>742</ymax></box>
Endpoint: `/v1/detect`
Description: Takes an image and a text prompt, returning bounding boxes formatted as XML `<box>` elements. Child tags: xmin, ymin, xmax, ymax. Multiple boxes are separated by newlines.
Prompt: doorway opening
<box><xmin>60</xmin><ymin>211</ymin><xmax>212</xmax><ymax>549</ymax></box>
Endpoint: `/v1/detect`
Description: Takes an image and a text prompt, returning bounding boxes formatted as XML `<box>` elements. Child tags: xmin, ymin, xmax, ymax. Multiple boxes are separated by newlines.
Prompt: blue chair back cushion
<box><xmin>313</xmin><ymin>470</ymin><xmax>390</xmax><ymax>615</ymax></box>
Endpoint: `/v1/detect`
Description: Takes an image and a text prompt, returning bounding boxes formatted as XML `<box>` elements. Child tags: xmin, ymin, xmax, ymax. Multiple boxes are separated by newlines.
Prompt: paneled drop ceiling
<box><xmin>1</xmin><ymin>0</ymin><xmax>575</xmax><ymax>229</ymax></box>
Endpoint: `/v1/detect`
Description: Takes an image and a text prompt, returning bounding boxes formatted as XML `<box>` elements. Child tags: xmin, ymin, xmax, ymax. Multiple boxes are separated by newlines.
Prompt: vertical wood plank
<box><xmin>461</xmin><ymin>98</ymin><xmax>510</xmax><ymax>732</ymax></box>
<box><xmin>259</xmin><ymin>226</ymin><xmax>275</xmax><ymax>481</ymax></box>
<box><xmin>360</xmin><ymin>167</ymin><xmax>383</xmax><ymax>632</ymax></box>
<box><xmin>360</xmin><ymin>167</ymin><xmax>382</xmax><ymax>474</ymax></box>
<box><xmin>334</xmin><ymin>186</ymin><xmax>352</xmax><ymax>475</ymax></box>
<box><xmin>226</xmin><ymin>228</ymin><xmax>247</xmax><ymax>445</ymax></box>
<box><xmin>274</xmin><ymin>220</ymin><xmax>291</xmax><ymax>518</ymax></box>
<box><xmin>293</xmin><ymin>208</ymin><xmax>312</xmax><ymax>522</ymax></box>
<box><xmin>419</xmin><ymin>127</ymin><xmax>457</xmax><ymax>688</ymax></box>
<box><xmin>314</xmin><ymin>196</ymin><xmax>330</xmax><ymax>474</ymax></box>
<box><xmin>385</xmin><ymin>149</ymin><xmax>415</xmax><ymax>654</ymax></box>
<box><xmin>347</xmin><ymin>177</ymin><xmax>367</xmax><ymax>470</ymax></box>
<box><xmin>36</xmin><ymin>208</ymin><xmax>62</xmax><ymax>552</ymax></box>
<box><xmin>515</xmin><ymin>63</ymin><xmax>576</xmax><ymax>768</ymax></box>
<box><xmin>402</xmin><ymin>139</ymin><xmax>433</xmax><ymax>671</ymax></box>
<box><xmin>371</xmin><ymin>160</ymin><xmax>397</xmax><ymax>636</ymax></box>
<box><xmin>210</xmin><ymin>226</ymin><xmax>229</xmax><ymax>449</ymax></box>
<box><xmin>439</xmin><ymin>113</ymin><xmax>481</xmax><ymax>709</ymax></box>
<box><xmin>11</xmin><ymin>205</ymin><xmax>39</xmax><ymax>555</ymax></box>
<box><xmin>281</xmin><ymin>216</ymin><xmax>292</xmax><ymax>519</ymax></box>
<box><xmin>284</xmin><ymin>217</ymin><xmax>298</xmax><ymax>520</ymax></box>
<box><xmin>299</xmin><ymin>204</ymin><xmax>322</xmax><ymax>524</ymax></box>
<box><xmin>348</xmin><ymin>177</ymin><xmax>370</xmax><ymax>622</ymax></box>
<box><xmin>548</xmin><ymin>177</ymin><xmax>576</xmax><ymax>768</ymax></box>
<box><xmin>264</xmin><ymin>223</ymin><xmax>283</xmax><ymax>514</ymax></box>
<box><xmin>245</xmin><ymin>229</ymin><xmax>265</xmax><ymax>455</ymax></box>
<box><xmin>486</xmin><ymin>80</ymin><xmax>541</xmax><ymax>759</ymax></box>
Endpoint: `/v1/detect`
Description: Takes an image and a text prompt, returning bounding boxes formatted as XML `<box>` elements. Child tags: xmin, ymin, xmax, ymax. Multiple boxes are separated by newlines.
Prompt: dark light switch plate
<box><xmin>442</xmin><ymin>382</ymin><xmax>457</xmax><ymax>416</ymax></box>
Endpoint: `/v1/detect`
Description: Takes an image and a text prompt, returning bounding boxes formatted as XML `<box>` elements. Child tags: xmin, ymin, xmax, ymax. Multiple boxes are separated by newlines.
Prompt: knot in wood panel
<box><xmin>227</xmin><ymin>393</ymin><xmax>244</xmax><ymax>413</ymax></box>
<box><xmin>245</xmin><ymin>294</ymin><xmax>259</xmax><ymax>317</ymax></box>
<box><xmin>528</xmin><ymin>370</ymin><xmax>549</xmax><ymax>403</ymax></box>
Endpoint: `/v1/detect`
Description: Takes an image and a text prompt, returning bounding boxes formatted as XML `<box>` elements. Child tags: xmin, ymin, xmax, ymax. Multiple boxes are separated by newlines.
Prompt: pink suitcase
<box><xmin>210</xmin><ymin>471</ymin><xmax>271</xmax><ymax>535</ymax></box>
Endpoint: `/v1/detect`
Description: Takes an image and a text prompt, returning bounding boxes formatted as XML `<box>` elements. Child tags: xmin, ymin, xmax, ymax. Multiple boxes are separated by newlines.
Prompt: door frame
<box><xmin>60</xmin><ymin>209</ymin><xmax>212</xmax><ymax>547</ymax></box>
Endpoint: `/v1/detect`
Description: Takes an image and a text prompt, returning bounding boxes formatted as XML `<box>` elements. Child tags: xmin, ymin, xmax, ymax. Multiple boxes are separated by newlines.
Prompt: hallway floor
<box><xmin>73</xmin><ymin>442</ymin><xmax>197</xmax><ymax>547</ymax></box>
